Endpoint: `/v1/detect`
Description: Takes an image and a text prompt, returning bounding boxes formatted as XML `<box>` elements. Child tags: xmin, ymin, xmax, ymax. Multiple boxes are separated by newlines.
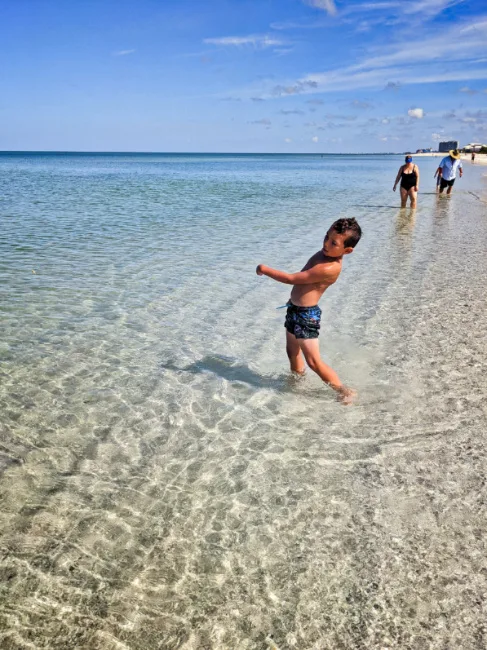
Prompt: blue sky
<box><xmin>1</xmin><ymin>0</ymin><xmax>486</xmax><ymax>152</ymax></box>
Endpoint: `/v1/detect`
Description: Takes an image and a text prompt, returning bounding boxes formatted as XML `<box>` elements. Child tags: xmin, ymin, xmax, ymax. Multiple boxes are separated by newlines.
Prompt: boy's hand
<box><xmin>256</xmin><ymin>264</ymin><xmax>264</xmax><ymax>276</ymax></box>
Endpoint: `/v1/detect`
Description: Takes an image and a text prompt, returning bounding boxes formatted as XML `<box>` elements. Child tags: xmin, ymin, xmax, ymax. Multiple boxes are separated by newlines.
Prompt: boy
<box><xmin>256</xmin><ymin>218</ymin><xmax>362</xmax><ymax>403</ymax></box>
<box><xmin>434</xmin><ymin>166</ymin><xmax>441</xmax><ymax>191</ymax></box>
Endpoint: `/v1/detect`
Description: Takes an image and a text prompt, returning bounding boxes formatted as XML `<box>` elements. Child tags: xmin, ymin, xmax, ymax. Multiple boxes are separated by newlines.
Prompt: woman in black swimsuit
<box><xmin>393</xmin><ymin>155</ymin><xmax>420</xmax><ymax>208</ymax></box>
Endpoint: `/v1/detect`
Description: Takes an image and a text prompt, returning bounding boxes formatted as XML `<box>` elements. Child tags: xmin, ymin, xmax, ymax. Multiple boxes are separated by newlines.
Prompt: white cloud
<box><xmin>284</xmin><ymin>138</ymin><xmax>293</xmax><ymax>143</ymax></box>
<box><xmin>432</xmin><ymin>132</ymin><xmax>444</xmax><ymax>141</ymax></box>
<box><xmin>204</xmin><ymin>34</ymin><xmax>283</xmax><ymax>48</ymax></box>
<box><xmin>381</xmin><ymin>118</ymin><xmax>390</xmax><ymax>124</ymax></box>
<box><xmin>113</xmin><ymin>49</ymin><xmax>135</xmax><ymax>56</ymax></box>
<box><xmin>408</xmin><ymin>108</ymin><xmax>424</xmax><ymax>119</ymax></box>
<box><xmin>312</xmin><ymin>136</ymin><xmax>319</xmax><ymax>142</ymax></box>
<box><xmin>303</xmin><ymin>0</ymin><xmax>337</xmax><ymax>15</ymax></box>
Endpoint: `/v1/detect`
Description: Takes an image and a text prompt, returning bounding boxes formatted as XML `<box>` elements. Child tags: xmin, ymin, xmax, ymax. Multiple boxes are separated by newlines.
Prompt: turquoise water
<box><xmin>1</xmin><ymin>152</ymin><xmax>487</xmax><ymax>649</ymax></box>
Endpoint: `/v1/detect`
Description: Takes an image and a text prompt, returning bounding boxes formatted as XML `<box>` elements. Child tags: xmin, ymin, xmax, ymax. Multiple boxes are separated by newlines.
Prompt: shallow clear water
<box><xmin>1</xmin><ymin>152</ymin><xmax>487</xmax><ymax>649</ymax></box>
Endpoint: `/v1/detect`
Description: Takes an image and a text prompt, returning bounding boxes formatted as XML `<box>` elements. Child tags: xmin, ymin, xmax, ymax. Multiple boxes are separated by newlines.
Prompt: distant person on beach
<box><xmin>393</xmin><ymin>155</ymin><xmax>419</xmax><ymax>208</ymax></box>
<box><xmin>437</xmin><ymin>149</ymin><xmax>463</xmax><ymax>195</ymax></box>
<box><xmin>471</xmin><ymin>151</ymin><xmax>476</xmax><ymax>162</ymax></box>
<box><xmin>256</xmin><ymin>218</ymin><xmax>362</xmax><ymax>404</ymax></box>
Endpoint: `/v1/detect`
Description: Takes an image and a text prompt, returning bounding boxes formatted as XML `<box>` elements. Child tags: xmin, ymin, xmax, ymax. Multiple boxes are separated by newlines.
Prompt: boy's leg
<box><xmin>299</xmin><ymin>338</ymin><xmax>355</xmax><ymax>402</ymax></box>
<box><xmin>298</xmin><ymin>338</ymin><xmax>342</xmax><ymax>388</ymax></box>
<box><xmin>286</xmin><ymin>330</ymin><xmax>306</xmax><ymax>375</ymax></box>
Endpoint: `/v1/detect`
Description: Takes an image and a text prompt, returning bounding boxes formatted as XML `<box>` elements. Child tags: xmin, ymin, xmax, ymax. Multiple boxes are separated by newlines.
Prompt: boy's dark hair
<box><xmin>331</xmin><ymin>217</ymin><xmax>362</xmax><ymax>248</ymax></box>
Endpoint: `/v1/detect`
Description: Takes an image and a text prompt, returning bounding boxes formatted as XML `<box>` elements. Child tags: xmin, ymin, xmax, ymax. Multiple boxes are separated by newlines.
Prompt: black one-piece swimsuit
<box><xmin>400</xmin><ymin>167</ymin><xmax>417</xmax><ymax>191</ymax></box>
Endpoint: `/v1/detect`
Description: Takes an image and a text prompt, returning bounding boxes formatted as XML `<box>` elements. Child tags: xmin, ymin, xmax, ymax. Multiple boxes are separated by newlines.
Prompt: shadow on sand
<box><xmin>161</xmin><ymin>354</ymin><xmax>291</xmax><ymax>391</ymax></box>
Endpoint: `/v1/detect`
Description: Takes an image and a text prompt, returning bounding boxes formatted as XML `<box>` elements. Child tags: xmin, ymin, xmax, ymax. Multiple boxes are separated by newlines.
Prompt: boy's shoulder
<box><xmin>308</xmin><ymin>253</ymin><xmax>342</xmax><ymax>276</ymax></box>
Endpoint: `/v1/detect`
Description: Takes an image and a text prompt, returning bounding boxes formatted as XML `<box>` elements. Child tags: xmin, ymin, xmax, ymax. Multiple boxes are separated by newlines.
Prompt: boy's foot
<box><xmin>336</xmin><ymin>386</ymin><xmax>357</xmax><ymax>405</ymax></box>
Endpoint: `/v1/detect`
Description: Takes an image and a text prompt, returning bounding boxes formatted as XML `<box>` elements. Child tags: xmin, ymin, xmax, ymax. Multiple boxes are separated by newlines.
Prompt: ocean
<box><xmin>1</xmin><ymin>152</ymin><xmax>487</xmax><ymax>649</ymax></box>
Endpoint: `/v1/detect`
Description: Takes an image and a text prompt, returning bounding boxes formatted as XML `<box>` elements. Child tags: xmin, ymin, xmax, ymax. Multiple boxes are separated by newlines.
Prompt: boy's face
<box><xmin>322</xmin><ymin>227</ymin><xmax>354</xmax><ymax>258</ymax></box>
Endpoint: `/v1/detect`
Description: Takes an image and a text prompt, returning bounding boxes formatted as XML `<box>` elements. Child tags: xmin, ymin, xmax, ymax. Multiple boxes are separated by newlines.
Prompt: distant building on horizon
<box><xmin>439</xmin><ymin>140</ymin><xmax>459</xmax><ymax>152</ymax></box>
<box><xmin>463</xmin><ymin>142</ymin><xmax>484</xmax><ymax>152</ymax></box>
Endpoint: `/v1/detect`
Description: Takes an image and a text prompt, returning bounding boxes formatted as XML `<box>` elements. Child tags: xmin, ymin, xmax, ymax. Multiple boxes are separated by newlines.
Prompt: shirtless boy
<box><xmin>256</xmin><ymin>218</ymin><xmax>362</xmax><ymax>403</ymax></box>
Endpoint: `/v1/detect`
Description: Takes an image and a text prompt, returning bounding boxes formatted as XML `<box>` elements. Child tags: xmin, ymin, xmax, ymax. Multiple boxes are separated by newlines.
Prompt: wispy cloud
<box><xmin>351</xmin><ymin>100</ymin><xmax>373</xmax><ymax>109</ymax></box>
<box><xmin>403</xmin><ymin>0</ymin><xmax>465</xmax><ymax>16</ymax></box>
<box><xmin>274</xmin><ymin>48</ymin><xmax>294</xmax><ymax>56</ymax></box>
<box><xmin>113</xmin><ymin>49</ymin><xmax>135</xmax><ymax>56</ymax></box>
<box><xmin>253</xmin><ymin>16</ymin><xmax>487</xmax><ymax>97</ymax></box>
<box><xmin>341</xmin><ymin>0</ymin><xmax>463</xmax><ymax>21</ymax></box>
<box><xmin>325</xmin><ymin>113</ymin><xmax>357</xmax><ymax>121</ymax></box>
<box><xmin>270</xmin><ymin>20</ymin><xmax>327</xmax><ymax>30</ymax></box>
<box><xmin>303</xmin><ymin>0</ymin><xmax>337</xmax><ymax>15</ymax></box>
<box><xmin>459</xmin><ymin>86</ymin><xmax>479</xmax><ymax>94</ymax></box>
<box><xmin>249</xmin><ymin>118</ymin><xmax>272</xmax><ymax>125</ymax></box>
<box><xmin>279</xmin><ymin>109</ymin><xmax>305</xmax><ymax>115</ymax></box>
<box><xmin>204</xmin><ymin>34</ymin><xmax>283</xmax><ymax>48</ymax></box>
<box><xmin>345</xmin><ymin>2</ymin><xmax>401</xmax><ymax>11</ymax></box>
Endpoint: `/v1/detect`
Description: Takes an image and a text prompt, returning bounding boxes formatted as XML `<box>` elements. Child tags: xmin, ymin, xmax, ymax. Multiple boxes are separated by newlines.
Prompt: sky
<box><xmin>1</xmin><ymin>0</ymin><xmax>486</xmax><ymax>153</ymax></box>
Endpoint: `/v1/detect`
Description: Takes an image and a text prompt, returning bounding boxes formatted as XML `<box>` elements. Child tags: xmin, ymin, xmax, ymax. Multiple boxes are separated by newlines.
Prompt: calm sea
<box><xmin>1</xmin><ymin>152</ymin><xmax>487</xmax><ymax>649</ymax></box>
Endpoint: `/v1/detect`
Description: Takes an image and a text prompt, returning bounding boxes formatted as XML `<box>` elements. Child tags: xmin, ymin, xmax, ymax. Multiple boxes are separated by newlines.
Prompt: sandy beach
<box><xmin>461</xmin><ymin>153</ymin><xmax>487</xmax><ymax>166</ymax></box>
<box><xmin>412</xmin><ymin>152</ymin><xmax>487</xmax><ymax>166</ymax></box>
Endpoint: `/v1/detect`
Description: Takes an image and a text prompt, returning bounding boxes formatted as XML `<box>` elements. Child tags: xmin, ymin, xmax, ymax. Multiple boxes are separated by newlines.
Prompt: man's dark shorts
<box><xmin>284</xmin><ymin>302</ymin><xmax>321</xmax><ymax>339</ymax></box>
<box><xmin>440</xmin><ymin>178</ymin><xmax>455</xmax><ymax>190</ymax></box>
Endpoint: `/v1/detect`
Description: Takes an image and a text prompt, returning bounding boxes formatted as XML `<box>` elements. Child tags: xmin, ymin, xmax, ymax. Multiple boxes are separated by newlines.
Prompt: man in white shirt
<box><xmin>437</xmin><ymin>149</ymin><xmax>463</xmax><ymax>195</ymax></box>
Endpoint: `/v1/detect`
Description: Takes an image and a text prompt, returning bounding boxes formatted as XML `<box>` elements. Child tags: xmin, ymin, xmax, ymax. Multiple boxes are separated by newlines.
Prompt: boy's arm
<box><xmin>256</xmin><ymin>263</ymin><xmax>334</xmax><ymax>285</ymax></box>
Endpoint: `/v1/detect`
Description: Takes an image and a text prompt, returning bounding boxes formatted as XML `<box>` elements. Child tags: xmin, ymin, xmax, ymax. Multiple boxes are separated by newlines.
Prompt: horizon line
<box><xmin>0</xmin><ymin>149</ymin><xmax>416</xmax><ymax>156</ymax></box>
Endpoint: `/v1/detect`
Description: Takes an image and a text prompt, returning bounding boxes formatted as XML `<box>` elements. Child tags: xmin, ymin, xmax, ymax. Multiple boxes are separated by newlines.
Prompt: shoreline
<box><xmin>413</xmin><ymin>152</ymin><xmax>487</xmax><ymax>166</ymax></box>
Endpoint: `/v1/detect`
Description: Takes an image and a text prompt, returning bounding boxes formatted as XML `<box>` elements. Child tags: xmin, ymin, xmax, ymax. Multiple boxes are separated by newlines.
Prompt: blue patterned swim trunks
<box><xmin>284</xmin><ymin>302</ymin><xmax>322</xmax><ymax>339</ymax></box>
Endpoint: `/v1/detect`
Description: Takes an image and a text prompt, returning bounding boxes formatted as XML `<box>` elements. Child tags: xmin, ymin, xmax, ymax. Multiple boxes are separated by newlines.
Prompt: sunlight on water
<box><xmin>1</xmin><ymin>153</ymin><xmax>487</xmax><ymax>649</ymax></box>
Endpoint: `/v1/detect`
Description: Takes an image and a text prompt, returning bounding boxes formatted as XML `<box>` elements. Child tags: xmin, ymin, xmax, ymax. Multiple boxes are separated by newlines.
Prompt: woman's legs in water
<box><xmin>408</xmin><ymin>187</ymin><xmax>417</xmax><ymax>208</ymax></box>
<box><xmin>400</xmin><ymin>186</ymin><xmax>408</xmax><ymax>208</ymax></box>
